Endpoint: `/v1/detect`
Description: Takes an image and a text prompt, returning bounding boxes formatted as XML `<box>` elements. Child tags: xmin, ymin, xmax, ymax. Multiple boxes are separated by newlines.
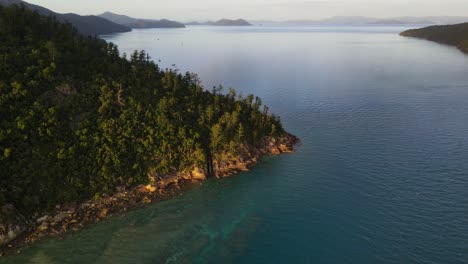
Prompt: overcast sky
<box><xmin>26</xmin><ymin>0</ymin><xmax>468</xmax><ymax>21</ymax></box>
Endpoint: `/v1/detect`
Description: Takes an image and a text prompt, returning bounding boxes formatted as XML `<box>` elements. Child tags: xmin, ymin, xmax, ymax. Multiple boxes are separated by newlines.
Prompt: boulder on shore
<box><xmin>0</xmin><ymin>204</ymin><xmax>27</xmax><ymax>247</ymax></box>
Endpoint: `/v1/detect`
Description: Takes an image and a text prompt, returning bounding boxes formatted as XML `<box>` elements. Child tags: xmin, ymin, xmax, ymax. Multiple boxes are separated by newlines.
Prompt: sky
<box><xmin>26</xmin><ymin>0</ymin><xmax>468</xmax><ymax>21</ymax></box>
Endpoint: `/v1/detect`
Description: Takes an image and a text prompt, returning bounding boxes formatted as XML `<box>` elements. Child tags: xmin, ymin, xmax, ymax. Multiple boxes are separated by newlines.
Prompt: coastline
<box><xmin>400</xmin><ymin>24</ymin><xmax>468</xmax><ymax>54</ymax></box>
<box><xmin>0</xmin><ymin>133</ymin><xmax>298</xmax><ymax>256</ymax></box>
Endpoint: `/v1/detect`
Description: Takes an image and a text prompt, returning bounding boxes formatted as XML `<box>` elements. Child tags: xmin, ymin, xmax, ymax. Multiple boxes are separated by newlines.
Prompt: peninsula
<box><xmin>0</xmin><ymin>4</ymin><xmax>297</xmax><ymax>254</ymax></box>
<box><xmin>400</xmin><ymin>22</ymin><xmax>468</xmax><ymax>54</ymax></box>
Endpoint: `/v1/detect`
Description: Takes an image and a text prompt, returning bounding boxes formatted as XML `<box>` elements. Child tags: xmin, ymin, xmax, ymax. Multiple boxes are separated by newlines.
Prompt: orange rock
<box><xmin>191</xmin><ymin>168</ymin><xmax>207</xmax><ymax>181</ymax></box>
<box><xmin>138</xmin><ymin>185</ymin><xmax>148</xmax><ymax>193</ymax></box>
<box><xmin>279</xmin><ymin>144</ymin><xmax>294</xmax><ymax>153</ymax></box>
<box><xmin>145</xmin><ymin>185</ymin><xmax>157</xmax><ymax>193</ymax></box>
<box><xmin>99</xmin><ymin>209</ymin><xmax>108</xmax><ymax>218</ymax></box>
<box><xmin>271</xmin><ymin>147</ymin><xmax>281</xmax><ymax>154</ymax></box>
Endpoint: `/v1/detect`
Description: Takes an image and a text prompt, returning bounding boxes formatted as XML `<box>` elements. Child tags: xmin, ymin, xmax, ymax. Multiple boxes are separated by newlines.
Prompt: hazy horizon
<box><xmin>24</xmin><ymin>0</ymin><xmax>468</xmax><ymax>21</ymax></box>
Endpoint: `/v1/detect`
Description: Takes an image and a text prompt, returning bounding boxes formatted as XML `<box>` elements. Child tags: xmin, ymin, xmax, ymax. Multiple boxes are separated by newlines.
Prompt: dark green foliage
<box><xmin>0</xmin><ymin>0</ymin><xmax>132</xmax><ymax>36</ymax></box>
<box><xmin>400</xmin><ymin>22</ymin><xmax>468</xmax><ymax>53</ymax></box>
<box><xmin>0</xmin><ymin>5</ymin><xmax>285</xmax><ymax>214</ymax></box>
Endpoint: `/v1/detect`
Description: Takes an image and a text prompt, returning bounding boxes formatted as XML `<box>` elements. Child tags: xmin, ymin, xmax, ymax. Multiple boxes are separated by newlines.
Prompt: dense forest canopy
<box><xmin>400</xmin><ymin>22</ymin><xmax>468</xmax><ymax>53</ymax></box>
<box><xmin>0</xmin><ymin>4</ymin><xmax>285</xmax><ymax>215</ymax></box>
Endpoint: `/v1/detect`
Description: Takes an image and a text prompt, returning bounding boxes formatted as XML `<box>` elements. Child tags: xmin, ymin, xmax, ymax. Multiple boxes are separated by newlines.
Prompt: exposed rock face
<box><xmin>0</xmin><ymin>133</ymin><xmax>298</xmax><ymax>255</ymax></box>
<box><xmin>190</xmin><ymin>168</ymin><xmax>207</xmax><ymax>181</ymax></box>
<box><xmin>0</xmin><ymin>205</ymin><xmax>27</xmax><ymax>247</ymax></box>
<box><xmin>212</xmin><ymin>133</ymin><xmax>299</xmax><ymax>178</ymax></box>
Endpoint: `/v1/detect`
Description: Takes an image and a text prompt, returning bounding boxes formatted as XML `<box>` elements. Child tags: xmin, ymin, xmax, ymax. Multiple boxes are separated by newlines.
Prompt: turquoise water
<box><xmin>3</xmin><ymin>26</ymin><xmax>468</xmax><ymax>263</ymax></box>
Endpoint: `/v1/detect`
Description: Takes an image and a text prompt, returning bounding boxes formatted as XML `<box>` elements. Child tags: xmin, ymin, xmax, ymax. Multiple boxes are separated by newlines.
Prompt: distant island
<box><xmin>99</xmin><ymin>11</ymin><xmax>185</xmax><ymax>29</ymax></box>
<box><xmin>251</xmin><ymin>16</ymin><xmax>468</xmax><ymax>26</ymax></box>
<box><xmin>0</xmin><ymin>4</ymin><xmax>296</xmax><ymax>253</ymax></box>
<box><xmin>400</xmin><ymin>22</ymin><xmax>468</xmax><ymax>54</ymax></box>
<box><xmin>186</xmin><ymin>19</ymin><xmax>252</xmax><ymax>26</ymax></box>
<box><xmin>0</xmin><ymin>0</ymin><xmax>131</xmax><ymax>35</ymax></box>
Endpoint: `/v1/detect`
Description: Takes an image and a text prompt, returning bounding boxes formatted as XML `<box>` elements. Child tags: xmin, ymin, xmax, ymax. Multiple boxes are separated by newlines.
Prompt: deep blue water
<box><xmin>3</xmin><ymin>26</ymin><xmax>468</xmax><ymax>263</ymax></box>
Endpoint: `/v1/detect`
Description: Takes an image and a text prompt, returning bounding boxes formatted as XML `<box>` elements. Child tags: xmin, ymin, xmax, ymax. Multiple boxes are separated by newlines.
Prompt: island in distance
<box><xmin>99</xmin><ymin>11</ymin><xmax>185</xmax><ymax>28</ymax></box>
<box><xmin>186</xmin><ymin>18</ymin><xmax>252</xmax><ymax>26</ymax></box>
<box><xmin>251</xmin><ymin>16</ymin><xmax>468</xmax><ymax>26</ymax></box>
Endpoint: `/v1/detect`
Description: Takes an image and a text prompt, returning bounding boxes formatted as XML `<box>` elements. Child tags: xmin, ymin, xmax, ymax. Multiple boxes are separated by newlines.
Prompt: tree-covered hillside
<box><xmin>0</xmin><ymin>0</ymin><xmax>131</xmax><ymax>35</ymax></box>
<box><xmin>400</xmin><ymin>22</ymin><xmax>468</xmax><ymax>54</ymax></box>
<box><xmin>0</xmin><ymin>5</ymin><xmax>285</xmax><ymax>215</ymax></box>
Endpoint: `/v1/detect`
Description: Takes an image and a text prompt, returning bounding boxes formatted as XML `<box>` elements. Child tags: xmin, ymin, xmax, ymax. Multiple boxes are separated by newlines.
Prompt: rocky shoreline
<box><xmin>0</xmin><ymin>133</ymin><xmax>298</xmax><ymax>256</ymax></box>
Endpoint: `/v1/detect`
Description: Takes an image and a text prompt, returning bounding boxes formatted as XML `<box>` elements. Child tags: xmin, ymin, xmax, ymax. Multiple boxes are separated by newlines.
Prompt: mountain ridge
<box><xmin>98</xmin><ymin>11</ymin><xmax>185</xmax><ymax>28</ymax></box>
<box><xmin>0</xmin><ymin>0</ymin><xmax>130</xmax><ymax>35</ymax></box>
<box><xmin>186</xmin><ymin>18</ymin><xmax>252</xmax><ymax>26</ymax></box>
<box><xmin>250</xmin><ymin>16</ymin><xmax>468</xmax><ymax>26</ymax></box>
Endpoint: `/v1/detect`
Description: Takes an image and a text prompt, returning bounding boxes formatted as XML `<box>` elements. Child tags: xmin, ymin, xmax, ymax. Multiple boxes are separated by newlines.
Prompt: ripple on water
<box><xmin>3</xmin><ymin>26</ymin><xmax>468</xmax><ymax>264</ymax></box>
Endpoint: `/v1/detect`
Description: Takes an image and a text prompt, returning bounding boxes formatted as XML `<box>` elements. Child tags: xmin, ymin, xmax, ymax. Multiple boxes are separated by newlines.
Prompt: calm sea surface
<box><xmin>3</xmin><ymin>26</ymin><xmax>468</xmax><ymax>263</ymax></box>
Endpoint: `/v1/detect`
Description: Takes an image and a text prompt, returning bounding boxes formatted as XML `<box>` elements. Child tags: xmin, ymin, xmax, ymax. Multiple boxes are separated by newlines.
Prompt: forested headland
<box><xmin>0</xmin><ymin>3</ymin><xmax>295</xmax><ymax>223</ymax></box>
<box><xmin>400</xmin><ymin>22</ymin><xmax>468</xmax><ymax>54</ymax></box>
